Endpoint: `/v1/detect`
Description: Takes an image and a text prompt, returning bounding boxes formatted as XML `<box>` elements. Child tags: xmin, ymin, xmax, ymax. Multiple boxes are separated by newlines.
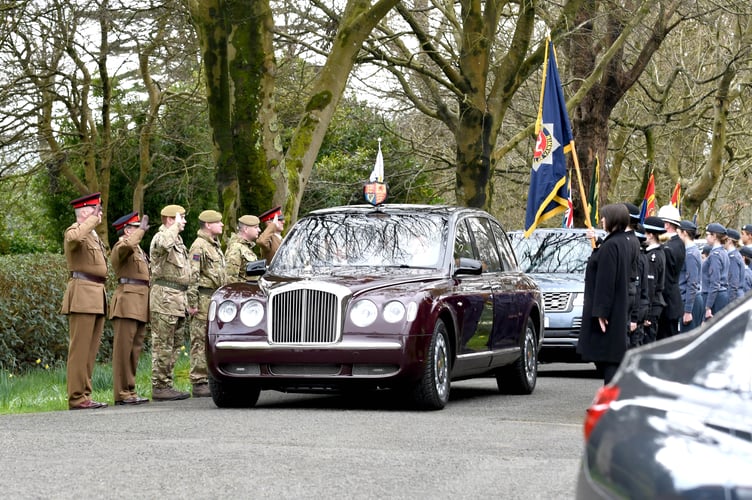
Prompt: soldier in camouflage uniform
<box><xmin>225</xmin><ymin>214</ymin><xmax>261</xmax><ymax>283</ymax></box>
<box><xmin>149</xmin><ymin>205</ymin><xmax>192</xmax><ymax>401</ymax></box>
<box><xmin>187</xmin><ymin>210</ymin><xmax>227</xmax><ymax>397</ymax></box>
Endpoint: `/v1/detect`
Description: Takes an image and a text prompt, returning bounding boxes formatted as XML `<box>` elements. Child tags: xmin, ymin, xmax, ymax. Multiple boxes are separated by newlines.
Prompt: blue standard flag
<box><xmin>524</xmin><ymin>39</ymin><xmax>574</xmax><ymax>237</ymax></box>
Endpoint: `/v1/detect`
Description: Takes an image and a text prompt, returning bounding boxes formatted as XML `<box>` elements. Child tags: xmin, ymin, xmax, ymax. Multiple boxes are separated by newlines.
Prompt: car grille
<box><xmin>268</xmin><ymin>282</ymin><xmax>350</xmax><ymax>344</ymax></box>
<box><xmin>543</xmin><ymin>292</ymin><xmax>572</xmax><ymax>312</ymax></box>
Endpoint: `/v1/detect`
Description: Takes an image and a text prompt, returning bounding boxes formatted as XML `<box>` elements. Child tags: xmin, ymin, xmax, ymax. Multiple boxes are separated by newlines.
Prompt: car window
<box><xmin>454</xmin><ymin>220</ymin><xmax>475</xmax><ymax>260</ymax></box>
<box><xmin>510</xmin><ymin>231</ymin><xmax>594</xmax><ymax>274</ymax></box>
<box><xmin>467</xmin><ymin>217</ymin><xmax>502</xmax><ymax>273</ymax></box>
<box><xmin>690</xmin><ymin>311</ymin><xmax>752</xmax><ymax>392</ymax></box>
<box><xmin>271</xmin><ymin>212</ymin><xmax>448</xmax><ymax>274</ymax></box>
<box><xmin>488</xmin><ymin>220</ymin><xmax>517</xmax><ymax>271</ymax></box>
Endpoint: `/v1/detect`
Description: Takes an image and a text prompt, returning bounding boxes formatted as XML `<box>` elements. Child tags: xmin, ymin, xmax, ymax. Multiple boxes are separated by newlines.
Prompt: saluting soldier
<box><xmin>109</xmin><ymin>211</ymin><xmax>150</xmax><ymax>406</ymax></box>
<box><xmin>149</xmin><ymin>205</ymin><xmax>191</xmax><ymax>401</ymax></box>
<box><xmin>225</xmin><ymin>214</ymin><xmax>261</xmax><ymax>283</ymax></box>
<box><xmin>257</xmin><ymin>206</ymin><xmax>285</xmax><ymax>263</ymax></box>
<box><xmin>61</xmin><ymin>192</ymin><xmax>108</xmax><ymax>410</ymax></box>
<box><xmin>187</xmin><ymin>210</ymin><xmax>227</xmax><ymax>397</ymax></box>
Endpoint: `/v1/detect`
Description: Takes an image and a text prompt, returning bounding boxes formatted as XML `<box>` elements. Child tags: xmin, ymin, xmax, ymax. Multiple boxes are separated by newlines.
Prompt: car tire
<box><xmin>410</xmin><ymin>319</ymin><xmax>451</xmax><ymax>410</ymax></box>
<box><xmin>496</xmin><ymin>317</ymin><xmax>537</xmax><ymax>395</ymax></box>
<box><xmin>209</xmin><ymin>375</ymin><xmax>261</xmax><ymax>408</ymax></box>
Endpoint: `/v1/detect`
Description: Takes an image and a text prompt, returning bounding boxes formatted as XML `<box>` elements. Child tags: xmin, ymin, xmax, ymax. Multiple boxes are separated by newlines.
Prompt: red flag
<box><xmin>670</xmin><ymin>182</ymin><xmax>681</xmax><ymax>213</ymax></box>
<box><xmin>644</xmin><ymin>173</ymin><xmax>656</xmax><ymax>216</ymax></box>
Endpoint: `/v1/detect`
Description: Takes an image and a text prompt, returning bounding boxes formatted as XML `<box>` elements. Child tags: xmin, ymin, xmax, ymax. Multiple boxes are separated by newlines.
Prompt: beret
<box><xmin>238</xmin><ymin>215</ymin><xmax>260</xmax><ymax>226</ymax></box>
<box><xmin>199</xmin><ymin>209</ymin><xmax>223</xmax><ymax>223</ymax></box>
<box><xmin>742</xmin><ymin>224</ymin><xmax>752</xmax><ymax>234</ymax></box>
<box><xmin>643</xmin><ymin>216</ymin><xmax>666</xmax><ymax>234</ymax></box>
<box><xmin>706</xmin><ymin>222</ymin><xmax>727</xmax><ymax>235</ymax></box>
<box><xmin>160</xmin><ymin>205</ymin><xmax>185</xmax><ymax>217</ymax></box>
<box><xmin>679</xmin><ymin>220</ymin><xmax>696</xmax><ymax>232</ymax></box>
<box><xmin>701</xmin><ymin>244</ymin><xmax>711</xmax><ymax>255</ymax></box>
<box><xmin>112</xmin><ymin>211</ymin><xmax>140</xmax><ymax>231</ymax></box>
<box><xmin>726</xmin><ymin>229</ymin><xmax>740</xmax><ymax>241</ymax></box>
<box><xmin>740</xmin><ymin>246</ymin><xmax>752</xmax><ymax>259</ymax></box>
<box><xmin>70</xmin><ymin>192</ymin><xmax>101</xmax><ymax>209</ymax></box>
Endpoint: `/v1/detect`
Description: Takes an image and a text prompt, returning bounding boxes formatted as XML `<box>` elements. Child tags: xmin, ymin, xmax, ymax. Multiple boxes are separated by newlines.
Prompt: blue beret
<box><xmin>726</xmin><ymin>228</ymin><xmax>740</xmax><ymax>241</ymax></box>
<box><xmin>740</xmin><ymin>246</ymin><xmax>752</xmax><ymax>259</ymax></box>
<box><xmin>679</xmin><ymin>220</ymin><xmax>696</xmax><ymax>232</ymax></box>
<box><xmin>706</xmin><ymin>222</ymin><xmax>727</xmax><ymax>235</ymax></box>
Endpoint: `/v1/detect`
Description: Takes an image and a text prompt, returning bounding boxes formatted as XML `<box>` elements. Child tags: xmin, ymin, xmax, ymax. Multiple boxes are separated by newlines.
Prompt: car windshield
<box><xmin>270</xmin><ymin>211</ymin><xmax>448</xmax><ymax>274</ymax></box>
<box><xmin>510</xmin><ymin>231</ymin><xmax>593</xmax><ymax>274</ymax></box>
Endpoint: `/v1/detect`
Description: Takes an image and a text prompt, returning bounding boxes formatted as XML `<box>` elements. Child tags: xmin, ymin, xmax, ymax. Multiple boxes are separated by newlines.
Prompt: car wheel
<box><xmin>410</xmin><ymin>319</ymin><xmax>451</xmax><ymax>410</ymax></box>
<box><xmin>209</xmin><ymin>375</ymin><xmax>261</xmax><ymax>408</ymax></box>
<box><xmin>496</xmin><ymin>317</ymin><xmax>537</xmax><ymax>395</ymax></box>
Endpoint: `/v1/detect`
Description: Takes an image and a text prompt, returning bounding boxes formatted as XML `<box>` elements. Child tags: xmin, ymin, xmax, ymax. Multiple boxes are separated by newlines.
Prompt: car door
<box><xmin>450</xmin><ymin>218</ymin><xmax>494</xmax><ymax>375</ymax></box>
<box><xmin>468</xmin><ymin>217</ymin><xmax>526</xmax><ymax>355</ymax></box>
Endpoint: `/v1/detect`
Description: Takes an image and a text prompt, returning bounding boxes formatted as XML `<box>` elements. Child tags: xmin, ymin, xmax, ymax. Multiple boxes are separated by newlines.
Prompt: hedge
<box><xmin>0</xmin><ymin>253</ymin><xmax>115</xmax><ymax>372</ymax></box>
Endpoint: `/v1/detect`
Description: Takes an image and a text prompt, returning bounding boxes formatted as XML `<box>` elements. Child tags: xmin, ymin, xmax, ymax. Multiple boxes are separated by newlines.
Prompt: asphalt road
<box><xmin>0</xmin><ymin>363</ymin><xmax>601</xmax><ymax>499</ymax></box>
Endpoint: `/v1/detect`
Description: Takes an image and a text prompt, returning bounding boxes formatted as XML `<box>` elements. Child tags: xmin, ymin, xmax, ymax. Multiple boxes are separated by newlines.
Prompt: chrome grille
<box><xmin>572</xmin><ymin>317</ymin><xmax>582</xmax><ymax>330</ymax></box>
<box><xmin>268</xmin><ymin>282</ymin><xmax>350</xmax><ymax>344</ymax></box>
<box><xmin>543</xmin><ymin>292</ymin><xmax>572</xmax><ymax>312</ymax></box>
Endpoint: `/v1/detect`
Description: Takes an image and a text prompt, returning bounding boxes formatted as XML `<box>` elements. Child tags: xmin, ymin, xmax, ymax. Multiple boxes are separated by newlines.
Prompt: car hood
<box><xmin>219</xmin><ymin>268</ymin><xmax>448</xmax><ymax>299</ymax></box>
<box><xmin>527</xmin><ymin>272</ymin><xmax>584</xmax><ymax>293</ymax></box>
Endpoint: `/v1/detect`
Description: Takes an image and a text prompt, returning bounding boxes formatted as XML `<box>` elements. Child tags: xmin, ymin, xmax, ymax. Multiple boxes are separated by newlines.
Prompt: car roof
<box><xmin>307</xmin><ymin>204</ymin><xmax>490</xmax><ymax>218</ymax></box>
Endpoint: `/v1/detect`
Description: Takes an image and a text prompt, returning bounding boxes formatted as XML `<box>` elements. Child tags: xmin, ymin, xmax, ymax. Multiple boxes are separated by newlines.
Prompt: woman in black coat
<box><xmin>577</xmin><ymin>203</ymin><xmax>634</xmax><ymax>384</ymax></box>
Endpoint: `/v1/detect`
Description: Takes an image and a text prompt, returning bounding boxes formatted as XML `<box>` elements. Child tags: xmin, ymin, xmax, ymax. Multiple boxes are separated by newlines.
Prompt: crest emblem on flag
<box><xmin>364</xmin><ymin>138</ymin><xmax>388</xmax><ymax>206</ymax></box>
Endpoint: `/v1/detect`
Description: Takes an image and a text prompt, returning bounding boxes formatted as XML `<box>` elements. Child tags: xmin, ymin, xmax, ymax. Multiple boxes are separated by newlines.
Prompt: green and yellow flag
<box><xmin>587</xmin><ymin>157</ymin><xmax>600</xmax><ymax>227</ymax></box>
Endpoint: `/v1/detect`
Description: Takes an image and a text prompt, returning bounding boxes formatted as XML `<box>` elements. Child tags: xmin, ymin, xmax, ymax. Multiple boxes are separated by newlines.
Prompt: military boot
<box><xmin>152</xmin><ymin>387</ymin><xmax>190</xmax><ymax>401</ymax></box>
<box><xmin>192</xmin><ymin>383</ymin><xmax>211</xmax><ymax>398</ymax></box>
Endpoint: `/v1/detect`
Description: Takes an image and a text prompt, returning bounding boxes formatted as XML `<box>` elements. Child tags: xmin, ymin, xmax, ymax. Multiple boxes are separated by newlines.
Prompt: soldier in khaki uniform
<box><xmin>109</xmin><ymin>211</ymin><xmax>150</xmax><ymax>405</ymax></box>
<box><xmin>61</xmin><ymin>192</ymin><xmax>108</xmax><ymax>410</ymax></box>
<box><xmin>149</xmin><ymin>205</ymin><xmax>191</xmax><ymax>401</ymax></box>
<box><xmin>225</xmin><ymin>214</ymin><xmax>261</xmax><ymax>283</ymax></box>
<box><xmin>257</xmin><ymin>206</ymin><xmax>285</xmax><ymax>263</ymax></box>
<box><xmin>187</xmin><ymin>210</ymin><xmax>227</xmax><ymax>397</ymax></box>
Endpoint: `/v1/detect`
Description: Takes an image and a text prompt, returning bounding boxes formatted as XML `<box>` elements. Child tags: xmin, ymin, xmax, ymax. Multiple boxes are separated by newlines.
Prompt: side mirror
<box><xmin>454</xmin><ymin>257</ymin><xmax>482</xmax><ymax>276</ymax></box>
<box><xmin>246</xmin><ymin>259</ymin><xmax>267</xmax><ymax>277</ymax></box>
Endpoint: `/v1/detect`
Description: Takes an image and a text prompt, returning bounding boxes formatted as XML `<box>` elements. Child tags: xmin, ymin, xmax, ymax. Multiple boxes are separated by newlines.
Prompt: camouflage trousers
<box><xmin>188</xmin><ymin>292</ymin><xmax>212</xmax><ymax>385</ymax></box>
<box><xmin>150</xmin><ymin>311</ymin><xmax>187</xmax><ymax>389</ymax></box>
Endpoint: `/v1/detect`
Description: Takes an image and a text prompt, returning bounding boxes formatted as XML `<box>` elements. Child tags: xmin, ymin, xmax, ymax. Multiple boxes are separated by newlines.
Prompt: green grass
<box><xmin>0</xmin><ymin>348</ymin><xmax>192</xmax><ymax>414</ymax></box>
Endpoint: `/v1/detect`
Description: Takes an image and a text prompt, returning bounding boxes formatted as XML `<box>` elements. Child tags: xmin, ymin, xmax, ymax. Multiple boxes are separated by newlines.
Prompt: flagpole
<box><xmin>570</xmin><ymin>144</ymin><xmax>596</xmax><ymax>248</ymax></box>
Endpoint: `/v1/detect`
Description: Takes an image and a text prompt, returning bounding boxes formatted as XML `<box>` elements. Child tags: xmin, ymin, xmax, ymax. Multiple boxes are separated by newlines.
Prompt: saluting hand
<box><xmin>140</xmin><ymin>214</ymin><xmax>150</xmax><ymax>231</ymax></box>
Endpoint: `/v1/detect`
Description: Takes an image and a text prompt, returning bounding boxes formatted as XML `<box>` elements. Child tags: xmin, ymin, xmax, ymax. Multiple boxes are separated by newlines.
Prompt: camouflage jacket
<box><xmin>225</xmin><ymin>232</ymin><xmax>258</xmax><ymax>283</ymax></box>
<box><xmin>149</xmin><ymin>223</ymin><xmax>190</xmax><ymax>316</ymax></box>
<box><xmin>188</xmin><ymin>229</ymin><xmax>227</xmax><ymax>310</ymax></box>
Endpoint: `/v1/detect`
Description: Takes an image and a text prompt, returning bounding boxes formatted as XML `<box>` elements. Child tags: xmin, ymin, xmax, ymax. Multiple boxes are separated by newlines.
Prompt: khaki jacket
<box><xmin>60</xmin><ymin>215</ymin><xmax>107</xmax><ymax>315</ymax></box>
<box><xmin>257</xmin><ymin>224</ymin><xmax>282</xmax><ymax>262</ymax></box>
<box><xmin>109</xmin><ymin>228</ymin><xmax>150</xmax><ymax>322</ymax></box>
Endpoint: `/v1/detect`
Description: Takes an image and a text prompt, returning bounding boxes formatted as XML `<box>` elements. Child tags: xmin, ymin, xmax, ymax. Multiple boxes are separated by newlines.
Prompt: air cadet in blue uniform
<box><xmin>702</xmin><ymin>223</ymin><xmax>730</xmax><ymax>320</ymax></box>
<box><xmin>725</xmin><ymin>229</ymin><xmax>745</xmax><ymax>300</ymax></box>
<box><xmin>677</xmin><ymin>220</ymin><xmax>704</xmax><ymax>332</ymax></box>
<box><xmin>740</xmin><ymin>246</ymin><xmax>752</xmax><ymax>294</ymax></box>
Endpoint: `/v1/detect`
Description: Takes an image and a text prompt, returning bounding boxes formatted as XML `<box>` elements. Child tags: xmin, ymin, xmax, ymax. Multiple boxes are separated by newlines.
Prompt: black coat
<box><xmin>661</xmin><ymin>234</ymin><xmax>686</xmax><ymax>320</ymax></box>
<box><xmin>577</xmin><ymin>230</ymin><xmax>633</xmax><ymax>364</ymax></box>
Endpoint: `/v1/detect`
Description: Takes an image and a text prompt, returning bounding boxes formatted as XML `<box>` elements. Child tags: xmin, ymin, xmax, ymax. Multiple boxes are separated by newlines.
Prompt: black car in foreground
<box><xmin>206</xmin><ymin>204</ymin><xmax>544</xmax><ymax>410</ymax></box>
<box><xmin>576</xmin><ymin>292</ymin><xmax>752</xmax><ymax>499</ymax></box>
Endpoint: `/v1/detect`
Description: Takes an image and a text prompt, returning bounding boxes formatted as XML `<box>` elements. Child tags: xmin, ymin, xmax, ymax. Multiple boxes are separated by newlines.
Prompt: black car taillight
<box><xmin>584</xmin><ymin>385</ymin><xmax>620</xmax><ymax>440</ymax></box>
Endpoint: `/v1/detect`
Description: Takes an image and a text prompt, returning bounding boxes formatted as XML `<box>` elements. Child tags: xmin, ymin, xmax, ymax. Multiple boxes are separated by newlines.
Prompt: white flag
<box><xmin>369</xmin><ymin>139</ymin><xmax>384</xmax><ymax>182</ymax></box>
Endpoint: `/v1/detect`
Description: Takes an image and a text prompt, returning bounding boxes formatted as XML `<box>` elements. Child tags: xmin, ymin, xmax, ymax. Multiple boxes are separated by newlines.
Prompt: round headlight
<box><xmin>217</xmin><ymin>300</ymin><xmax>238</xmax><ymax>323</ymax></box>
<box><xmin>239</xmin><ymin>300</ymin><xmax>264</xmax><ymax>327</ymax></box>
<box><xmin>208</xmin><ymin>301</ymin><xmax>217</xmax><ymax>322</ymax></box>
<box><xmin>383</xmin><ymin>301</ymin><xmax>406</xmax><ymax>323</ymax></box>
<box><xmin>350</xmin><ymin>299</ymin><xmax>378</xmax><ymax>328</ymax></box>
